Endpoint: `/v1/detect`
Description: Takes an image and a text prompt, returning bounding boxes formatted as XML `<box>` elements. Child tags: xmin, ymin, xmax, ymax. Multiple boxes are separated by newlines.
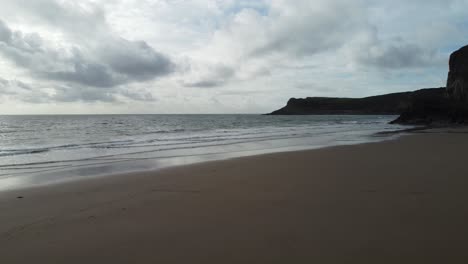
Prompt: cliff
<box><xmin>391</xmin><ymin>45</ymin><xmax>468</xmax><ymax>124</ymax></box>
<box><xmin>269</xmin><ymin>88</ymin><xmax>445</xmax><ymax>116</ymax></box>
<box><xmin>271</xmin><ymin>45</ymin><xmax>468</xmax><ymax>125</ymax></box>
<box><xmin>447</xmin><ymin>45</ymin><xmax>468</xmax><ymax>102</ymax></box>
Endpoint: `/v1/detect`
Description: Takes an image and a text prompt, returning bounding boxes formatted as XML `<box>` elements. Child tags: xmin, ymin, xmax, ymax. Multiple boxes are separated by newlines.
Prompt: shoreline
<box><xmin>0</xmin><ymin>136</ymin><xmax>399</xmax><ymax>196</ymax></box>
<box><xmin>2</xmin><ymin>128</ymin><xmax>468</xmax><ymax>263</ymax></box>
<box><xmin>0</xmin><ymin>132</ymin><xmax>401</xmax><ymax>195</ymax></box>
<box><xmin>0</xmin><ymin>127</ymin><xmax>405</xmax><ymax>192</ymax></box>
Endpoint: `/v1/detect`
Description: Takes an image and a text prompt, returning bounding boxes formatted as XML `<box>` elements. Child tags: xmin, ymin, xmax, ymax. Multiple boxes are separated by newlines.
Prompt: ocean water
<box><xmin>0</xmin><ymin>115</ymin><xmax>408</xmax><ymax>190</ymax></box>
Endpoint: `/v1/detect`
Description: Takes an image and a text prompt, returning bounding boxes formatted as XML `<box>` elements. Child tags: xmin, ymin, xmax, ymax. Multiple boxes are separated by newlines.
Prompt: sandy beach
<box><xmin>1</xmin><ymin>129</ymin><xmax>468</xmax><ymax>263</ymax></box>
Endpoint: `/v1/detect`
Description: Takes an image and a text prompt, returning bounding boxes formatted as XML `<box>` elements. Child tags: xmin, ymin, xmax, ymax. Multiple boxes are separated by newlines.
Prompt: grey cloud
<box><xmin>99</xmin><ymin>39</ymin><xmax>174</xmax><ymax>82</ymax></box>
<box><xmin>3</xmin><ymin>0</ymin><xmax>176</xmax><ymax>85</ymax></box>
<box><xmin>45</xmin><ymin>62</ymin><xmax>121</xmax><ymax>88</ymax></box>
<box><xmin>182</xmin><ymin>64</ymin><xmax>235</xmax><ymax>88</ymax></box>
<box><xmin>0</xmin><ymin>21</ymin><xmax>76</xmax><ymax>72</ymax></box>
<box><xmin>0</xmin><ymin>78</ymin><xmax>16</xmax><ymax>95</ymax></box>
<box><xmin>0</xmin><ymin>22</ymin><xmax>78</xmax><ymax>78</ymax></box>
<box><xmin>119</xmin><ymin>89</ymin><xmax>156</xmax><ymax>102</ymax></box>
<box><xmin>19</xmin><ymin>93</ymin><xmax>50</xmax><ymax>104</ymax></box>
<box><xmin>14</xmin><ymin>80</ymin><xmax>34</xmax><ymax>91</ymax></box>
<box><xmin>0</xmin><ymin>20</ymin><xmax>12</xmax><ymax>42</ymax></box>
<box><xmin>251</xmin><ymin>20</ymin><xmax>349</xmax><ymax>58</ymax></box>
<box><xmin>52</xmin><ymin>86</ymin><xmax>157</xmax><ymax>103</ymax></box>
<box><xmin>241</xmin><ymin>2</ymin><xmax>368</xmax><ymax>58</ymax></box>
<box><xmin>0</xmin><ymin>23</ymin><xmax>51</xmax><ymax>70</ymax></box>
<box><xmin>0</xmin><ymin>77</ymin><xmax>8</xmax><ymax>87</ymax></box>
<box><xmin>5</xmin><ymin>0</ymin><xmax>107</xmax><ymax>36</ymax></box>
<box><xmin>372</xmin><ymin>45</ymin><xmax>433</xmax><ymax>69</ymax></box>
<box><xmin>184</xmin><ymin>80</ymin><xmax>224</xmax><ymax>88</ymax></box>
<box><xmin>357</xmin><ymin>40</ymin><xmax>440</xmax><ymax>69</ymax></box>
<box><xmin>0</xmin><ymin>17</ymin><xmax>175</xmax><ymax>95</ymax></box>
<box><xmin>52</xmin><ymin>86</ymin><xmax>116</xmax><ymax>103</ymax></box>
<box><xmin>42</xmin><ymin>39</ymin><xmax>174</xmax><ymax>88</ymax></box>
<box><xmin>0</xmin><ymin>78</ymin><xmax>50</xmax><ymax>102</ymax></box>
<box><xmin>0</xmin><ymin>78</ymin><xmax>29</xmax><ymax>94</ymax></box>
<box><xmin>0</xmin><ymin>76</ymin><xmax>156</xmax><ymax>103</ymax></box>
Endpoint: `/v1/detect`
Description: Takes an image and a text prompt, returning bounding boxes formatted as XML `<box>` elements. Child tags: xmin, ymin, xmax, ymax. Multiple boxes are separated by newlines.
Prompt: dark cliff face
<box><xmin>447</xmin><ymin>45</ymin><xmax>468</xmax><ymax>102</ymax></box>
<box><xmin>389</xmin><ymin>89</ymin><xmax>468</xmax><ymax>124</ymax></box>
<box><xmin>269</xmin><ymin>88</ymin><xmax>445</xmax><ymax>116</ymax></box>
<box><xmin>392</xmin><ymin>45</ymin><xmax>468</xmax><ymax>125</ymax></box>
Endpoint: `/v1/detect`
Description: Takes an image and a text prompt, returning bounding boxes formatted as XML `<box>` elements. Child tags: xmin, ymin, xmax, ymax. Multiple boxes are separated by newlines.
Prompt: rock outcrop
<box><xmin>391</xmin><ymin>45</ymin><xmax>468</xmax><ymax>125</ymax></box>
<box><xmin>269</xmin><ymin>88</ymin><xmax>445</xmax><ymax>116</ymax></box>
<box><xmin>389</xmin><ymin>89</ymin><xmax>466</xmax><ymax>125</ymax></box>
<box><xmin>447</xmin><ymin>45</ymin><xmax>468</xmax><ymax>102</ymax></box>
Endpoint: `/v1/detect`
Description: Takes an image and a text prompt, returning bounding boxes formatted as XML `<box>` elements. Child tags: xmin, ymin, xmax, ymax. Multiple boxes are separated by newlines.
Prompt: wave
<box><xmin>0</xmin><ymin>125</ymin><xmax>350</xmax><ymax>156</ymax></box>
<box><xmin>0</xmin><ymin>148</ymin><xmax>50</xmax><ymax>157</ymax></box>
<box><xmin>0</xmin><ymin>115</ymin><xmax>399</xmax><ymax>178</ymax></box>
<box><xmin>0</xmin><ymin>139</ymin><xmax>136</xmax><ymax>156</ymax></box>
<box><xmin>140</xmin><ymin>128</ymin><xmax>187</xmax><ymax>134</ymax></box>
<box><xmin>0</xmin><ymin>131</ymin><xmax>324</xmax><ymax>169</ymax></box>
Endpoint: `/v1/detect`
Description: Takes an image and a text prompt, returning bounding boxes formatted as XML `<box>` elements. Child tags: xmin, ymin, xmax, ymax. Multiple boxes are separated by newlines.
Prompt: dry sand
<box><xmin>1</xmin><ymin>130</ymin><xmax>468</xmax><ymax>263</ymax></box>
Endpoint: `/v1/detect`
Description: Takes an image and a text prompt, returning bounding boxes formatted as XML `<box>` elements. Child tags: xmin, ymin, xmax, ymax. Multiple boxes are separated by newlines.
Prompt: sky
<box><xmin>0</xmin><ymin>0</ymin><xmax>467</xmax><ymax>114</ymax></box>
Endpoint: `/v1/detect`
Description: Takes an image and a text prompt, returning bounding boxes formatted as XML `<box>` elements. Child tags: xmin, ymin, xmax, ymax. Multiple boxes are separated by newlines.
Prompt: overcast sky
<box><xmin>0</xmin><ymin>0</ymin><xmax>467</xmax><ymax>114</ymax></box>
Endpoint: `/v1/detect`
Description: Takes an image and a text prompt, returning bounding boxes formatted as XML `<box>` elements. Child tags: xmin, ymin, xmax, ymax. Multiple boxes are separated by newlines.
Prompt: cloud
<box><xmin>184</xmin><ymin>0</ymin><xmax>373</xmax><ymax>87</ymax></box>
<box><xmin>0</xmin><ymin>17</ymin><xmax>174</xmax><ymax>88</ymax></box>
<box><xmin>181</xmin><ymin>63</ymin><xmax>235</xmax><ymax>88</ymax></box>
<box><xmin>44</xmin><ymin>62</ymin><xmax>120</xmax><ymax>88</ymax></box>
<box><xmin>188</xmin><ymin>0</ymin><xmax>466</xmax><ymax>88</ymax></box>
<box><xmin>184</xmin><ymin>80</ymin><xmax>224</xmax><ymax>88</ymax></box>
<box><xmin>0</xmin><ymin>20</ymin><xmax>60</xmax><ymax>71</ymax></box>
<box><xmin>0</xmin><ymin>0</ymin><xmax>468</xmax><ymax>113</ymax></box>
<box><xmin>119</xmin><ymin>89</ymin><xmax>156</xmax><ymax>102</ymax></box>
<box><xmin>98</xmin><ymin>39</ymin><xmax>174</xmax><ymax>82</ymax></box>
<box><xmin>2</xmin><ymin>0</ymin><xmax>107</xmax><ymax>36</ymax></box>
<box><xmin>0</xmin><ymin>20</ymin><xmax>12</xmax><ymax>43</ymax></box>
<box><xmin>358</xmin><ymin>41</ymin><xmax>439</xmax><ymax>69</ymax></box>
<box><xmin>0</xmin><ymin>78</ymin><xmax>32</xmax><ymax>94</ymax></box>
<box><xmin>0</xmin><ymin>78</ymin><xmax>51</xmax><ymax>103</ymax></box>
<box><xmin>0</xmin><ymin>0</ymin><xmax>175</xmax><ymax>105</ymax></box>
<box><xmin>251</xmin><ymin>0</ymin><xmax>368</xmax><ymax>57</ymax></box>
<box><xmin>52</xmin><ymin>86</ymin><xmax>116</xmax><ymax>103</ymax></box>
<box><xmin>0</xmin><ymin>76</ymin><xmax>158</xmax><ymax>104</ymax></box>
<box><xmin>200</xmin><ymin>0</ymin><xmax>369</xmax><ymax>60</ymax></box>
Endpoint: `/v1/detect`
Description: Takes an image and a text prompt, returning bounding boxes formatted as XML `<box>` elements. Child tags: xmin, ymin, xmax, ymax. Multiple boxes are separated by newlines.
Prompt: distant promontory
<box><xmin>270</xmin><ymin>45</ymin><xmax>468</xmax><ymax>125</ymax></box>
<box><xmin>269</xmin><ymin>88</ymin><xmax>445</xmax><ymax>116</ymax></box>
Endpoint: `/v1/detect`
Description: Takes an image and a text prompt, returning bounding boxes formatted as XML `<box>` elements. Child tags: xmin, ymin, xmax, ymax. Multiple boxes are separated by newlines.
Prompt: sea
<box><xmin>0</xmin><ymin>115</ymin><xmax>409</xmax><ymax>190</ymax></box>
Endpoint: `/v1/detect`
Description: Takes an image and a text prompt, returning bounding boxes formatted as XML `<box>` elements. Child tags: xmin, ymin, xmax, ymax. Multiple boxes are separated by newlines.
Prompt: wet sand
<box><xmin>1</xmin><ymin>130</ymin><xmax>468</xmax><ymax>263</ymax></box>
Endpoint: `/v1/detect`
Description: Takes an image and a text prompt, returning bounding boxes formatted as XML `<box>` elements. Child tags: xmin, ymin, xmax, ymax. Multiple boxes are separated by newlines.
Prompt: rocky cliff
<box><xmin>271</xmin><ymin>45</ymin><xmax>468</xmax><ymax>125</ymax></box>
<box><xmin>391</xmin><ymin>45</ymin><xmax>468</xmax><ymax>124</ymax></box>
<box><xmin>447</xmin><ymin>45</ymin><xmax>468</xmax><ymax>102</ymax></box>
<box><xmin>269</xmin><ymin>88</ymin><xmax>445</xmax><ymax>116</ymax></box>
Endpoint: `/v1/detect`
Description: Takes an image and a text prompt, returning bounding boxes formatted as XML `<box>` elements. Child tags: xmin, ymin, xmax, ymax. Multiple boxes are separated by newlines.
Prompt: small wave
<box><xmin>0</xmin><ymin>139</ymin><xmax>137</xmax><ymax>157</ymax></box>
<box><xmin>0</xmin><ymin>130</ymin><xmax>19</xmax><ymax>134</ymax></box>
<box><xmin>0</xmin><ymin>148</ymin><xmax>49</xmax><ymax>157</ymax></box>
<box><xmin>140</xmin><ymin>128</ymin><xmax>186</xmax><ymax>135</ymax></box>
